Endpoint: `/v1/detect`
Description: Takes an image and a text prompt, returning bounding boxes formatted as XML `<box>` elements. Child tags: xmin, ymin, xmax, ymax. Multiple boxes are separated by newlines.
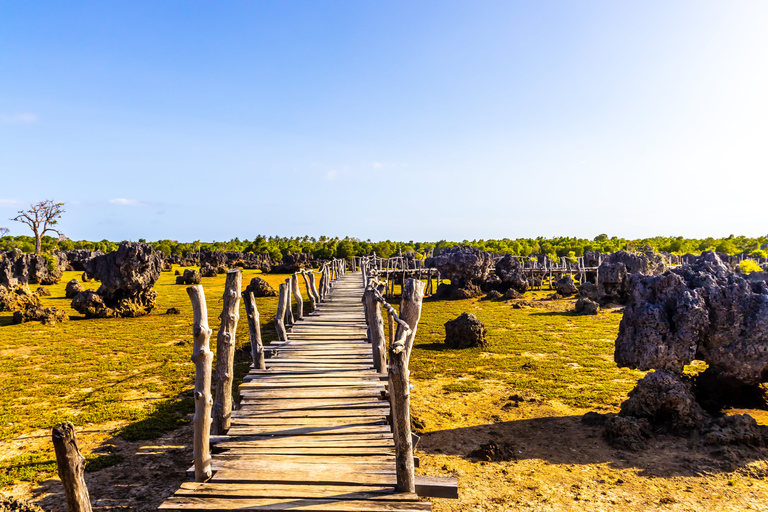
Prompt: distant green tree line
<box><xmin>1</xmin><ymin>234</ymin><xmax>766</xmax><ymax>262</ymax></box>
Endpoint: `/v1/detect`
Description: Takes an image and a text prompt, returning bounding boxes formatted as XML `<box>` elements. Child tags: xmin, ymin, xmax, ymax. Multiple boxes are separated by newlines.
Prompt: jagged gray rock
<box><xmin>444</xmin><ymin>312</ymin><xmax>488</xmax><ymax>349</ymax></box>
<box><xmin>245</xmin><ymin>276</ymin><xmax>278</xmax><ymax>297</ymax></box>
<box><xmin>13</xmin><ymin>303</ymin><xmax>68</xmax><ymax>325</ymax></box>
<box><xmin>616</xmin><ymin>251</ymin><xmax>768</xmax><ymax>384</ymax></box>
<box><xmin>494</xmin><ymin>254</ymin><xmax>529</xmax><ymax>294</ymax></box>
<box><xmin>71</xmin><ymin>242</ymin><xmax>162</xmax><ymax>318</ymax></box>
<box><xmin>597</xmin><ymin>250</ymin><xmax>667</xmax><ymax>305</ymax></box>
<box><xmin>65</xmin><ymin>279</ymin><xmax>84</xmax><ymax>299</ymax></box>
<box><xmin>0</xmin><ymin>249</ymin><xmax>67</xmax><ymax>287</ymax></box>
<box><xmin>426</xmin><ymin>246</ymin><xmax>495</xmax><ymax>298</ymax></box>
<box><xmin>619</xmin><ymin>370</ymin><xmax>705</xmax><ymax>432</ymax></box>
<box><xmin>574</xmin><ymin>297</ymin><xmax>599</xmax><ymax>315</ymax></box>
<box><xmin>555</xmin><ymin>275</ymin><xmax>577</xmax><ymax>296</ymax></box>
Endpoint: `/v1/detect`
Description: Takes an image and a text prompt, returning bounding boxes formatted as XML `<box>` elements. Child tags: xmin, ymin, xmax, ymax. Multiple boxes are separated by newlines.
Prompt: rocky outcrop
<box><xmin>596</xmin><ymin>250</ymin><xmax>667</xmax><ymax>305</ymax></box>
<box><xmin>60</xmin><ymin>249</ymin><xmax>103</xmax><ymax>271</ymax></box>
<box><xmin>494</xmin><ymin>255</ymin><xmax>529</xmax><ymax>295</ymax></box>
<box><xmin>272</xmin><ymin>253</ymin><xmax>313</xmax><ymax>274</ymax></box>
<box><xmin>176</xmin><ymin>269</ymin><xmax>201</xmax><ymax>285</ymax></box>
<box><xmin>65</xmin><ymin>279</ymin><xmax>84</xmax><ymax>298</ymax></box>
<box><xmin>0</xmin><ymin>285</ymin><xmax>40</xmax><ymax>312</ymax></box>
<box><xmin>244</xmin><ymin>276</ymin><xmax>279</xmax><ymax>297</ymax></box>
<box><xmin>555</xmin><ymin>276</ymin><xmax>577</xmax><ymax>296</ymax></box>
<box><xmin>13</xmin><ymin>303</ymin><xmax>68</xmax><ymax>325</ymax></box>
<box><xmin>0</xmin><ymin>249</ymin><xmax>67</xmax><ymax>287</ymax></box>
<box><xmin>574</xmin><ymin>297</ymin><xmax>599</xmax><ymax>315</ymax></box>
<box><xmin>605</xmin><ymin>251</ymin><xmax>768</xmax><ymax>448</ymax></box>
<box><xmin>444</xmin><ymin>312</ymin><xmax>488</xmax><ymax>349</ymax></box>
<box><xmin>71</xmin><ymin>242</ymin><xmax>162</xmax><ymax>318</ymax></box>
<box><xmin>199</xmin><ymin>264</ymin><xmax>218</xmax><ymax>278</ymax></box>
<box><xmin>426</xmin><ymin>246</ymin><xmax>494</xmax><ymax>299</ymax></box>
<box><xmin>615</xmin><ymin>251</ymin><xmax>768</xmax><ymax>384</ymax></box>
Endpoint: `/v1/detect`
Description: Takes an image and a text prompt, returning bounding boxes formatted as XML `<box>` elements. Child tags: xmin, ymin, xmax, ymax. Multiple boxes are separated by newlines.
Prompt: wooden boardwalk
<box><xmin>160</xmin><ymin>271</ymin><xmax>433</xmax><ymax>511</ymax></box>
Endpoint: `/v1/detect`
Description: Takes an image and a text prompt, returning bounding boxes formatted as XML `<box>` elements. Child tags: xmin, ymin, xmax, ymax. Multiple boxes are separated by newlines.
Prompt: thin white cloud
<box><xmin>0</xmin><ymin>199</ymin><xmax>23</xmax><ymax>207</ymax></box>
<box><xmin>1</xmin><ymin>113</ymin><xmax>38</xmax><ymax>124</ymax></box>
<box><xmin>325</xmin><ymin>170</ymin><xmax>337</xmax><ymax>181</ymax></box>
<box><xmin>109</xmin><ymin>198</ymin><xmax>142</xmax><ymax>206</ymax></box>
<box><xmin>372</xmin><ymin>161</ymin><xmax>386</xmax><ymax>169</ymax></box>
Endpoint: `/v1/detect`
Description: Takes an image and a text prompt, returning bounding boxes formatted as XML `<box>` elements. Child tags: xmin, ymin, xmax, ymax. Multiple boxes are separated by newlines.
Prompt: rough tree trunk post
<box><xmin>318</xmin><ymin>266</ymin><xmax>326</xmax><ymax>301</ymax></box>
<box><xmin>395</xmin><ymin>279</ymin><xmax>426</xmax><ymax>363</ymax></box>
<box><xmin>52</xmin><ymin>422</ymin><xmax>92</xmax><ymax>512</ymax></box>
<box><xmin>212</xmin><ymin>269</ymin><xmax>242</xmax><ymax>435</ymax></box>
<box><xmin>362</xmin><ymin>263</ymin><xmax>368</xmax><ymax>287</ymax></box>
<box><xmin>363</xmin><ymin>286</ymin><xmax>386</xmax><ymax>373</ymax></box>
<box><xmin>275</xmin><ymin>282</ymin><xmax>288</xmax><ymax>341</ymax></box>
<box><xmin>187</xmin><ymin>285</ymin><xmax>214</xmax><ymax>482</ymax></box>
<box><xmin>284</xmin><ymin>278</ymin><xmax>295</xmax><ymax>326</ymax></box>
<box><xmin>388</xmin><ymin>311</ymin><xmax>395</xmax><ymax>347</ymax></box>
<box><xmin>300</xmin><ymin>272</ymin><xmax>316</xmax><ymax>313</ymax></box>
<box><xmin>389</xmin><ymin>346</ymin><xmax>414</xmax><ymax>493</ymax></box>
<box><xmin>308</xmin><ymin>271</ymin><xmax>321</xmax><ymax>306</ymax></box>
<box><xmin>242</xmin><ymin>290</ymin><xmax>265</xmax><ymax>369</ymax></box>
<box><xmin>291</xmin><ymin>272</ymin><xmax>304</xmax><ymax>320</ymax></box>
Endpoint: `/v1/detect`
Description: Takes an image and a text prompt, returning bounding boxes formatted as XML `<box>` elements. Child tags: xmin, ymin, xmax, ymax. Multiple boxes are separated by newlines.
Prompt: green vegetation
<box><xmin>410</xmin><ymin>297</ymin><xmax>643</xmax><ymax>409</ymax></box>
<box><xmin>2</xmin><ymin>233</ymin><xmax>767</xmax><ymax>262</ymax></box>
<box><xmin>0</xmin><ymin>452</ymin><xmax>123</xmax><ymax>487</ymax></box>
<box><xmin>739</xmin><ymin>259</ymin><xmax>763</xmax><ymax>274</ymax></box>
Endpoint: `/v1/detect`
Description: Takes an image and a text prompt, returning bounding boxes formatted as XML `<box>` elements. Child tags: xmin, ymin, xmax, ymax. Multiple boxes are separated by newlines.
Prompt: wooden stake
<box><xmin>291</xmin><ymin>273</ymin><xmax>304</xmax><ymax>320</ymax></box>
<box><xmin>308</xmin><ymin>271</ymin><xmax>321</xmax><ymax>305</ymax></box>
<box><xmin>389</xmin><ymin>347</ymin><xmax>414</xmax><ymax>493</ymax></box>
<box><xmin>187</xmin><ymin>285</ymin><xmax>213</xmax><ymax>482</ymax></box>
<box><xmin>52</xmin><ymin>422</ymin><xmax>92</xmax><ymax>512</ymax></box>
<box><xmin>242</xmin><ymin>290</ymin><xmax>264</xmax><ymax>370</ymax></box>
<box><xmin>212</xmin><ymin>269</ymin><xmax>242</xmax><ymax>435</ymax></box>
<box><xmin>363</xmin><ymin>286</ymin><xmax>386</xmax><ymax>373</ymax></box>
<box><xmin>284</xmin><ymin>278</ymin><xmax>294</xmax><ymax>326</ymax></box>
<box><xmin>275</xmin><ymin>282</ymin><xmax>288</xmax><ymax>341</ymax></box>
<box><xmin>395</xmin><ymin>279</ymin><xmax>425</xmax><ymax>362</ymax></box>
<box><xmin>300</xmin><ymin>272</ymin><xmax>316</xmax><ymax>313</ymax></box>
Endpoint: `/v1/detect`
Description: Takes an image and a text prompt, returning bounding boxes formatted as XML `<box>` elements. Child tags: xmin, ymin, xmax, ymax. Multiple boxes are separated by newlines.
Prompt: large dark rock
<box><xmin>619</xmin><ymin>370</ymin><xmax>706</xmax><ymax>432</ymax></box>
<box><xmin>596</xmin><ymin>250</ymin><xmax>667</xmax><ymax>305</ymax></box>
<box><xmin>0</xmin><ymin>285</ymin><xmax>40</xmax><ymax>312</ymax></box>
<box><xmin>555</xmin><ymin>276</ymin><xmax>578</xmax><ymax>296</ymax></box>
<box><xmin>426</xmin><ymin>246</ymin><xmax>495</xmax><ymax>298</ymax></box>
<box><xmin>245</xmin><ymin>276</ymin><xmax>278</xmax><ymax>297</ymax></box>
<box><xmin>71</xmin><ymin>242</ymin><xmax>162</xmax><ymax>318</ymax></box>
<box><xmin>13</xmin><ymin>303</ymin><xmax>68</xmax><ymax>325</ymax></box>
<box><xmin>494</xmin><ymin>255</ymin><xmax>529</xmax><ymax>294</ymax></box>
<box><xmin>615</xmin><ymin>251</ymin><xmax>768</xmax><ymax>384</ymax></box>
<box><xmin>574</xmin><ymin>297</ymin><xmax>599</xmax><ymax>315</ymax></box>
<box><xmin>272</xmin><ymin>253</ymin><xmax>313</xmax><ymax>273</ymax></box>
<box><xmin>199</xmin><ymin>264</ymin><xmax>217</xmax><ymax>278</ymax></box>
<box><xmin>60</xmin><ymin>249</ymin><xmax>103</xmax><ymax>271</ymax></box>
<box><xmin>179</xmin><ymin>269</ymin><xmax>201</xmax><ymax>285</ymax></box>
<box><xmin>444</xmin><ymin>312</ymin><xmax>488</xmax><ymax>349</ymax></box>
<box><xmin>65</xmin><ymin>279</ymin><xmax>84</xmax><ymax>299</ymax></box>
<box><xmin>0</xmin><ymin>249</ymin><xmax>67</xmax><ymax>287</ymax></box>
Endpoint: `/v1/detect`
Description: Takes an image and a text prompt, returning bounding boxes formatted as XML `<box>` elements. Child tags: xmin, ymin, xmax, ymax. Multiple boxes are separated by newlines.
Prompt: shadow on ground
<box><xmin>419</xmin><ymin>414</ymin><xmax>768</xmax><ymax>479</ymax></box>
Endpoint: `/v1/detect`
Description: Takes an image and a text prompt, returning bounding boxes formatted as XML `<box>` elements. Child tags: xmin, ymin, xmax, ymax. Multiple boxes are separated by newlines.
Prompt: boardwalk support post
<box><xmin>242</xmin><ymin>290</ymin><xmax>265</xmax><ymax>369</ymax></box>
<box><xmin>186</xmin><ymin>284</ymin><xmax>213</xmax><ymax>482</ymax></box>
<box><xmin>300</xmin><ymin>271</ymin><xmax>316</xmax><ymax>313</ymax></box>
<box><xmin>363</xmin><ymin>284</ymin><xmax>387</xmax><ymax>373</ymax></box>
<box><xmin>275</xmin><ymin>282</ymin><xmax>289</xmax><ymax>341</ymax></box>
<box><xmin>52</xmin><ymin>422</ymin><xmax>92</xmax><ymax>512</ymax></box>
<box><xmin>212</xmin><ymin>269</ymin><xmax>242</xmax><ymax>435</ymax></box>
<box><xmin>284</xmin><ymin>278</ymin><xmax>295</xmax><ymax>326</ymax></box>
<box><xmin>291</xmin><ymin>273</ymin><xmax>304</xmax><ymax>320</ymax></box>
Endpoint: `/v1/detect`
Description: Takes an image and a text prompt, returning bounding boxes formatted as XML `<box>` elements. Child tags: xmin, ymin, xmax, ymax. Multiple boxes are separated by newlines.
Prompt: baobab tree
<box><xmin>11</xmin><ymin>200</ymin><xmax>65</xmax><ymax>255</ymax></box>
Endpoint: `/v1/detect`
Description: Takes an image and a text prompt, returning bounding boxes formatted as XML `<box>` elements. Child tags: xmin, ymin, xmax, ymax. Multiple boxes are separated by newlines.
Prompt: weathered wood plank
<box><xmin>160</xmin><ymin>497</ymin><xmax>431</xmax><ymax>511</ymax></box>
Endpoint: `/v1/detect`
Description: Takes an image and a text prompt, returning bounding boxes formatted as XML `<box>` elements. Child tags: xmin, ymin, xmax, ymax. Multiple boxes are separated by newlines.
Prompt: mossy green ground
<box><xmin>1</xmin><ymin>272</ymin><xmax>644</xmax><ymax>490</ymax></box>
<box><xmin>0</xmin><ymin>268</ymin><xmax>293</xmax><ymax>487</ymax></box>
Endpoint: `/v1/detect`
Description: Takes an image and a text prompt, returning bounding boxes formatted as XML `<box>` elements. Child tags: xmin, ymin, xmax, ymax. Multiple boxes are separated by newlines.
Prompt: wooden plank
<box><xmin>173</xmin><ymin>482</ymin><xmax>418</xmax><ymax>500</ymax></box>
<box><xmin>159</xmin><ymin>497</ymin><xmax>430</xmax><ymax>511</ymax></box>
<box><xmin>229</xmin><ymin>417</ymin><xmax>386</xmax><ymax>427</ymax></box>
<box><xmin>232</xmin><ymin>409</ymin><xmax>389</xmax><ymax>418</ymax></box>
<box><xmin>212</xmin><ymin>447</ymin><xmax>395</xmax><ymax>456</ymax></box>
<box><xmin>226</xmin><ymin>425</ymin><xmax>392</xmax><ymax>436</ymax></box>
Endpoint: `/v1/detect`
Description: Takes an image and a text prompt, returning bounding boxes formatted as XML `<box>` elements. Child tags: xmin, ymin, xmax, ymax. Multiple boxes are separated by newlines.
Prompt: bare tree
<box><xmin>0</xmin><ymin>227</ymin><xmax>8</xmax><ymax>236</ymax></box>
<box><xmin>11</xmin><ymin>200</ymin><xmax>65</xmax><ymax>255</ymax></box>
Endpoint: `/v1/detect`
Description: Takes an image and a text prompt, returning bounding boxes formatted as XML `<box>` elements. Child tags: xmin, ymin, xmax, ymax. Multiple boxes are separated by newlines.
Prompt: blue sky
<box><xmin>2</xmin><ymin>1</ymin><xmax>767</xmax><ymax>242</ymax></box>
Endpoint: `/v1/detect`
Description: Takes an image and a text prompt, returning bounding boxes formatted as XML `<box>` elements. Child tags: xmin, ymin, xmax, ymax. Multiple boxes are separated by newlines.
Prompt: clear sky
<box><xmin>1</xmin><ymin>1</ymin><xmax>766</xmax><ymax>242</ymax></box>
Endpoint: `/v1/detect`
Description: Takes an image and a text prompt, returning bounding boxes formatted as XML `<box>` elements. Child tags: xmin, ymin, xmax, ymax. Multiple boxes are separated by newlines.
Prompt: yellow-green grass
<box><xmin>409</xmin><ymin>296</ymin><xmax>644</xmax><ymax>409</ymax></box>
<box><xmin>0</xmin><ymin>268</ymin><xmax>294</xmax><ymax>443</ymax></box>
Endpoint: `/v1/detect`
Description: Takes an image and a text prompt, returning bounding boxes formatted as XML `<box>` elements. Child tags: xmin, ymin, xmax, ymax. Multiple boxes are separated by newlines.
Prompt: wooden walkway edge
<box><xmin>160</xmin><ymin>271</ymin><xmax>449</xmax><ymax>511</ymax></box>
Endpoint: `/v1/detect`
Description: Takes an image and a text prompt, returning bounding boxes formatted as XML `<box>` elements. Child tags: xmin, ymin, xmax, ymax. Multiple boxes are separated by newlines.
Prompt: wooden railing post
<box><xmin>291</xmin><ymin>273</ymin><xmax>304</xmax><ymax>320</ymax></box>
<box><xmin>275</xmin><ymin>282</ymin><xmax>288</xmax><ymax>341</ymax></box>
<box><xmin>300</xmin><ymin>272</ymin><xmax>316</xmax><ymax>313</ymax></box>
<box><xmin>389</xmin><ymin>347</ymin><xmax>414</xmax><ymax>493</ymax></box>
<box><xmin>212</xmin><ymin>269</ymin><xmax>242</xmax><ymax>435</ymax></box>
<box><xmin>396</xmin><ymin>278</ymin><xmax>426</xmax><ymax>362</ymax></box>
<box><xmin>308</xmin><ymin>271</ymin><xmax>321</xmax><ymax>306</ymax></box>
<box><xmin>242</xmin><ymin>290</ymin><xmax>265</xmax><ymax>369</ymax></box>
<box><xmin>186</xmin><ymin>284</ymin><xmax>213</xmax><ymax>482</ymax></box>
<box><xmin>52</xmin><ymin>422</ymin><xmax>92</xmax><ymax>512</ymax></box>
<box><xmin>284</xmin><ymin>278</ymin><xmax>295</xmax><ymax>326</ymax></box>
<box><xmin>363</xmin><ymin>285</ymin><xmax>386</xmax><ymax>373</ymax></box>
